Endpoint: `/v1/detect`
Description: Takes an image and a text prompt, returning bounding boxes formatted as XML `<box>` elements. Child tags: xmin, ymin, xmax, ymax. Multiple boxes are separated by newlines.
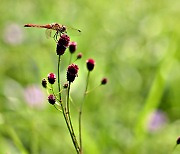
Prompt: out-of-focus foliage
<box><xmin>0</xmin><ymin>0</ymin><xmax>180</xmax><ymax>153</ymax></box>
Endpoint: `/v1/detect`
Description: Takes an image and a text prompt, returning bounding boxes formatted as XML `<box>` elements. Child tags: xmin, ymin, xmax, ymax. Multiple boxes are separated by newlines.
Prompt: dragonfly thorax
<box><xmin>51</xmin><ymin>23</ymin><xmax>61</xmax><ymax>30</ymax></box>
<box><xmin>51</xmin><ymin>23</ymin><xmax>67</xmax><ymax>33</ymax></box>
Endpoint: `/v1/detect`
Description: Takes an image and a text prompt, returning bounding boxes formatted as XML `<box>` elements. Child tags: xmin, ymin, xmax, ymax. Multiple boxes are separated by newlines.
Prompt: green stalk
<box><xmin>57</xmin><ymin>55</ymin><xmax>80</xmax><ymax>153</ymax></box>
<box><xmin>67</xmin><ymin>82</ymin><xmax>80</xmax><ymax>150</ymax></box>
<box><xmin>79</xmin><ymin>71</ymin><xmax>90</xmax><ymax>153</ymax></box>
<box><xmin>69</xmin><ymin>54</ymin><xmax>72</xmax><ymax>64</ymax></box>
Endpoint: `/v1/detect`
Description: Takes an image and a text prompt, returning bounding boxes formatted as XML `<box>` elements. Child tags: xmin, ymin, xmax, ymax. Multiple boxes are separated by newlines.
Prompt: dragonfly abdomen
<box><xmin>24</xmin><ymin>24</ymin><xmax>52</xmax><ymax>29</ymax></box>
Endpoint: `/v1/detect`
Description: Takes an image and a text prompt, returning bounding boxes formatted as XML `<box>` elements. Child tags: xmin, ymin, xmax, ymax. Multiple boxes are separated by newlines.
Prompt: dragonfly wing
<box><xmin>45</xmin><ymin>29</ymin><xmax>52</xmax><ymax>39</ymax></box>
<box><xmin>66</xmin><ymin>26</ymin><xmax>81</xmax><ymax>36</ymax></box>
<box><xmin>45</xmin><ymin>29</ymin><xmax>60</xmax><ymax>41</ymax></box>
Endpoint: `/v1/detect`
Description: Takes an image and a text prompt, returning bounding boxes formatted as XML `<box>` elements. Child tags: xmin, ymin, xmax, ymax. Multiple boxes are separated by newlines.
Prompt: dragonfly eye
<box><xmin>61</xmin><ymin>26</ymin><xmax>67</xmax><ymax>33</ymax></box>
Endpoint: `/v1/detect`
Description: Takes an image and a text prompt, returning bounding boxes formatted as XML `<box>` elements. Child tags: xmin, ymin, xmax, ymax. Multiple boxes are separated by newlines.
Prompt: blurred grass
<box><xmin>135</xmin><ymin>33</ymin><xmax>178</xmax><ymax>139</ymax></box>
<box><xmin>0</xmin><ymin>0</ymin><xmax>180</xmax><ymax>153</ymax></box>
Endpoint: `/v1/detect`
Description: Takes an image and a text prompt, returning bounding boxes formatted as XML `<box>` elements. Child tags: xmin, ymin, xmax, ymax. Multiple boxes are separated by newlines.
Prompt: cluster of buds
<box><xmin>41</xmin><ymin>72</ymin><xmax>57</xmax><ymax>88</ymax></box>
<box><xmin>42</xmin><ymin>33</ymin><xmax>108</xmax><ymax>105</ymax></box>
<box><xmin>41</xmin><ymin>73</ymin><xmax>57</xmax><ymax>105</ymax></box>
<box><xmin>40</xmin><ymin>32</ymin><xmax>107</xmax><ymax>154</ymax></box>
<box><xmin>56</xmin><ymin>34</ymin><xmax>82</xmax><ymax>61</ymax></box>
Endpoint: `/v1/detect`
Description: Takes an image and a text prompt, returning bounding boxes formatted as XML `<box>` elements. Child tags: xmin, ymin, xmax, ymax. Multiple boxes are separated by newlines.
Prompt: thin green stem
<box><xmin>50</xmin><ymin>84</ymin><xmax>60</xmax><ymax>102</ymax></box>
<box><xmin>69</xmin><ymin>54</ymin><xmax>72</xmax><ymax>64</ymax></box>
<box><xmin>72</xmin><ymin>58</ymin><xmax>79</xmax><ymax>63</ymax></box>
<box><xmin>69</xmin><ymin>96</ymin><xmax>79</xmax><ymax>112</ymax></box>
<box><xmin>67</xmin><ymin>82</ymin><xmax>80</xmax><ymax>150</ymax></box>
<box><xmin>66</xmin><ymin>82</ymin><xmax>71</xmax><ymax>115</ymax></box>
<box><xmin>67</xmin><ymin>82</ymin><xmax>71</xmax><ymax>114</ymax></box>
<box><xmin>53</xmin><ymin>104</ymin><xmax>62</xmax><ymax>112</ymax></box>
<box><xmin>57</xmin><ymin>55</ymin><xmax>62</xmax><ymax>100</ymax></box>
<box><xmin>79</xmin><ymin>71</ymin><xmax>90</xmax><ymax>153</ymax></box>
<box><xmin>57</xmin><ymin>55</ymin><xmax>80</xmax><ymax>153</ymax></box>
<box><xmin>86</xmin><ymin>85</ymin><xmax>100</xmax><ymax>94</ymax></box>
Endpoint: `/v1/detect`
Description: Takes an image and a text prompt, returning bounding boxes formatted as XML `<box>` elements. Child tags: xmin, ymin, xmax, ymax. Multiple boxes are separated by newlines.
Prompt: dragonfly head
<box><xmin>60</xmin><ymin>25</ymin><xmax>67</xmax><ymax>33</ymax></box>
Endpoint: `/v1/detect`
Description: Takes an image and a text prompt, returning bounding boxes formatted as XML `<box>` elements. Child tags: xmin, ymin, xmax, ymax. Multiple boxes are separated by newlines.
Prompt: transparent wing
<box><xmin>45</xmin><ymin>29</ymin><xmax>52</xmax><ymax>39</ymax></box>
<box><xmin>45</xmin><ymin>29</ymin><xmax>60</xmax><ymax>40</ymax></box>
<box><xmin>66</xmin><ymin>26</ymin><xmax>82</xmax><ymax>36</ymax></box>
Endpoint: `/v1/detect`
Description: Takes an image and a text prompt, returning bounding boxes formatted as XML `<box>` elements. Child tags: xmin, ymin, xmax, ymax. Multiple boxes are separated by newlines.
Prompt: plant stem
<box><xmin>79</xmin><ymin>71</ymin><xmax>90</xmax><ymax>153</ymax></box>
<box><xmin>57</xmin><ymin>55</ymin><xmax>80</xmax><ymax>153</ymax></box>
<box><xmin>50</xmin><ymin>84</ymin><xmax>60</xmax><ymax>102</ymax></box>
<box><xmin>57</xmin><ymin>55</ymin><xmax>62</xmax><ymax>101</ymax></box>
<box><xmin>86</xmin><ymin>85</ymin><xmax>100</xmax><ymax>94</ymax></box>
<box><xmin>67</xmin><ymin>81</ymin><xmax>80</xmax><ymax>150</ymax></box>
<box><xmin>69</xmin><ymin>54</ymin><xmax>72</xmax><ymax>64</ymax></box>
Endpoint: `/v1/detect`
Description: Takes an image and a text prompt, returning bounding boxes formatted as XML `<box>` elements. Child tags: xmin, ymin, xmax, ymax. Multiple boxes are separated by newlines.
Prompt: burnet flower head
<box><xmin>77</xmin><ymin>53</ymin><xmax>82</xmax><ymax>59</ymax></box>
<box><xmin>69</xmin><ymin>41</ymin><xmax>77</xmax><ymax>54</ymax></box>
<box><xmin>41</xmin><ymin>78</ymin><xmax>47</xmax><ymax>88</ymax></box>
<box><xmin>177</xmin><ymin>137</ymin><xmax>180</xmax><ymax>145</ymax></box>
<box><xmin>48</xmin><ymin>94</ymin><xmax>56</xmax><ymax>105</ymax></box>
<box><xmin>48</xmin><ymin>73</ymin><xmax>56</xmax><ymax>84</ymax></box>
<box><xmin>67</xmin><ymin>64</ymin><xmax>79</xmax><ymax>82</ymax></box>
<box><xmin>86</xmin><ymin>58</ymin><xmax>95</xmax><ymax>71</ymax></box>
<box><xmin>56</xmin><ymin>34</ymin><xmax>70</xmax><ymax>55</ymax></box>
<box><xmin>101</xmin><ymin>78</ymin><xmax>108</xmax><ymax>85</ymax></box>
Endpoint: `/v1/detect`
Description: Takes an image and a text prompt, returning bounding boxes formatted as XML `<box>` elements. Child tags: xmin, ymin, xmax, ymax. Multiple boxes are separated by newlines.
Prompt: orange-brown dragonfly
<box><xmin>24</xmin><ymin>23</ymin><xmax>81</xmax><ymax>41</ymax></box>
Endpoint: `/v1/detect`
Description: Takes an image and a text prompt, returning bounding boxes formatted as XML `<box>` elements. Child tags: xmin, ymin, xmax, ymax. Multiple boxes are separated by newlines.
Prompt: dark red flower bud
<box><xmin>42</xmin><ymin>78</ymin><xmax>47</xmax><ymax>88</ymax></box>
<box><xmin>58</xmin><ymin>34</ymin><xmax>70</xmax><ymax>47</ymax></box>
<box><xmin>86</xmin><ymin>58</ymin><xmax>95</xmax><ymax>71</ymax></box>
<box><xmin>101</xmin><ymin>78</ymin><xmax>108</xmax><ymax>85</ymax></box>
<box><xmin>177</xmin><ymin>137</ymin><xmax>180</xmax><ymax>145</ymax></box>
<box><xmin>69</xmin><ymin>41</ymin><xmax>77</xmax><ymax>54</ymax></box>
<box><xmin>48</xmin><ymin>73</ymin><xmax>56</xmax><ymax>84</ymax></box>
<box><xmin>77</xmin><ymin>53</ymin><xmax>82</xmax><ymax>59</ymax></box>
<box><xmin>56</xmin><ymin>43</ymin><xmax>66</xmax><ymax>55</ymax></box>
<box><xmin>48</xmin><ymin>94</ymin><xmax>56</xmax><ymax>105</ymax></box>
<box><xmin>67</xmin><ymin>64</ymin><xmax>79</xmax><ymax>82</ymax></box>
<box><xmin>67</xmin><ymin>64</ymin><xmax>79</xmax><ymax>75</ymax></box>
<box><xmin>63</xmin><ymin>83</ymin><xmax>68</xmax><ymax>89</ymax></box>
<box><xmin>56</xmin><ymin>34</ymin><xmax>70</xmax><ymax>55</ymax></box>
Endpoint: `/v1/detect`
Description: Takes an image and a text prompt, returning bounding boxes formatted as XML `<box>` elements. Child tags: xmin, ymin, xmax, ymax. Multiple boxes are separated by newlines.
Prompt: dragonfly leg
<box><xmin>53</xmin><ymin>31</ymin><xmax>59</xmax><ymax>42</ymax></box>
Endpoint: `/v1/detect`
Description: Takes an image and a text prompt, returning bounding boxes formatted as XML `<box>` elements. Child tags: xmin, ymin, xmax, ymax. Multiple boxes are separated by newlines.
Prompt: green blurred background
<box><xmin>0</xmin><ymin>0</ymin><xmax>180</xmax><ymax>153</ymax></box>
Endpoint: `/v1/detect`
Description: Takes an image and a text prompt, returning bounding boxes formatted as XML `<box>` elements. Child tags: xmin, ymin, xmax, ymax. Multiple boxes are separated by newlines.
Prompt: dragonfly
<box><xmin>24</xmin><ymin>23</ymin><xmax>81</xmax><ymax>41</ymax></box>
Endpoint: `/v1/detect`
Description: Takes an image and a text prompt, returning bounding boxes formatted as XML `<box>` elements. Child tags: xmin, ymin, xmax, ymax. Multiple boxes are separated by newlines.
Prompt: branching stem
<box><xmin>57</xmin><ymin>55</ymin><xmax>80</xmax><ymax>153</ymax></box>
